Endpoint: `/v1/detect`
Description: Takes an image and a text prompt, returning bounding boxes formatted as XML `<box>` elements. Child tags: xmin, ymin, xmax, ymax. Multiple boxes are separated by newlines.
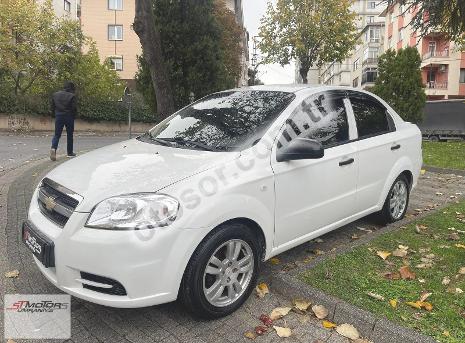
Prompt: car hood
<box><xmin>45</xmin><ymin>139</ymin><xmax>240</xmax><ymax>212</ymax></box>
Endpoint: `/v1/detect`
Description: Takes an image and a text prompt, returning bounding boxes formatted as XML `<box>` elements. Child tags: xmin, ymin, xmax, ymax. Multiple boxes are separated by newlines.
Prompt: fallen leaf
<box><xmin>353</xmin><ymin>340</ymin><xmax>374</xmax><ymax>343</ymax></box>
<box><xmin>259</xmin><ymin>314</ymin><xmax>273</xmax><ymax>327</ymax></box>
<box><xmin>456</xmin><ymin>288</ymin><xmax>463</xmax><ymax>294</ymax></box>
<box><xmin>254</xmin><ymin>326</ymin><xmax>267</xmax><ymax>336</ymax></box>
<box><xmin>270</xmin><ymin>307</ymin><xmax>292</xmax><ymax>320</ymax></box>
<box><xmin>407</xmin><ymin>301</ymin><xmax>433</xmax><ymax>311</ymax></box>
<box><xmin>312</xmin><ymin>305</ymin><xmax>329</xmax><ymax>319</ymax></box>
<box><xmin>420</xmin><ymin>169</ymin><xmax>426</xmax><ymax>175</ymax></box>
<box><xmin>256</xmin><ymin>283</ymin><xmax>269</xmax><ymax>298</ymax></box>
<box><xmin>455</xmin><ymin>244</ymin><xmax>465</xmax><ymax>249</ymax></box>
<box><xmin>420</xmin><ymin>302</ymin><xmax>433</xmax><ymax>311</ymax></box>
<box><xmin>357</xmin><ymin>227</ymin><xmax>373</xmax><ymax>233</ymax></box>
<box><xmin>270</xmin><ymin>257</ymin><xmax>280</xmax><ymax>265</ymax></box>
<box><xmin>459</xmin><ymin>267</ymin><xmax>465</xmax><ymax>275</ymax></box>
<box><xmin>4</xmin><ymin>270</ymin><xmax>19</xmax><ymax>278</ymax></box>
<box><xmin>399</xmin><ymin>266</ymin><xmax>416</xmax><ymax>280</ymax></box>
<box><xmin>322</xmin><ymin>320</ymin><xmax>337</xmax><ymax>329</ymax></box>
<box><xmin>367</xmin><ymin>292</ymin><xmax>385</xmax><ymax>301</ymax></box>
<box><xmin>448</xmin><ymin>233</ymin><xmax>460</xmax><ymax>241</ymax></box>
<box><xmin>443</xmin><ymin>331</ymin><xmax>450</xmax><ymax>337</ymax></box>
<box><xmin>314</xmin><ymin>238</ymin><xmax>324</xmax><ymax>243</ymax></box>
<box><xmin>406</xmin><ymin>301</ymin><xmax>422</xmax><ymax>309</ymax></box>
<box><xmin>393</xmin><ymin>248</ymin><xmax>408</xmax><ymax>257</ymax></box>
<box><xmin>244</xmin><ymin>331</ymin><xmax>256</xmax><ymax>340</ymax></box>
<box><xmin>293</xmin><ymin>299</ymin><xmax>311</xmax><ymax>311</ymax></box>
<box><xmin>351</xmin><ymin>234</ymin><xmax>359</xmax><ymax>240</ymax></box>
<box><xmin>382</xmin><ymin>271</ymin><xmax>401</xmax><ymax>280</ymax></box>
<box><xmin>376</xmin><ymin>251</ymin><xmax>391</xmax><ymax>260</ymax></box>
<box><xmin>419</xmin><ymin>292</ymin><xmax>432</xmax><ymax>302</ymax></box>
<box><xmin>273</xmin><ymin>326</ymin><xmax>291</xmax><ymax>338</ymax></box>
<box><xmin>442</xmin><ymin>276</ymin><xmax>451</xmax><ymax>285</ymax></box>
<box><xmin>418</xmin><ymin>278</ymin><xmax>426</xmax><ymax>283</ymax></box>
<box><xmin>389</xmin><ymin>299</ymin><xmax>397</xmax><ymax>309</ymax></box>
<box><xmin>336</xmin><ymin>323</ymin><xmax>360</xmax><ymax>340</ymax></box>
<box><xmin>312</xmin><ymin>249</ymin><xmax>324</xmax><ymax>255</ymax></box>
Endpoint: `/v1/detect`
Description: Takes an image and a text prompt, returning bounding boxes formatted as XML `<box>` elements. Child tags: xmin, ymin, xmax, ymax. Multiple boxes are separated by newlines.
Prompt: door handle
<box><xmin>391</xmin><ymin>144</ymin><xmax>401</xmax><ymax>151</ymax></box>
<box><xmin>339</xmin><ymin>158</ymin><xmax>354</xmax><ymax>166</ymax></box>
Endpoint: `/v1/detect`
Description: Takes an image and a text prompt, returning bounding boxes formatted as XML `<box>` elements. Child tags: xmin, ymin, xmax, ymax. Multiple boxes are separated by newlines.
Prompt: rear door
<box><xmin>348</xmin><ymin>91</ymin><xmax>399</xmax><ymax>213</ymax></box>
<box><xmin>272</xmin><ymin>90</ymin><xmax>359</xmax><ymax>247</ymax></box>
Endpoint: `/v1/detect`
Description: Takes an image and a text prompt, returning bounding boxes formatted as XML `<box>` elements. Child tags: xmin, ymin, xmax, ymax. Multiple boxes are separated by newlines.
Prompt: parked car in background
<box><xmin>419</xmin><ymin>100</ymin><xmax>465</xmax><ymax>141</ymax></box>
<box><xmin>23</xmin><ymin>85</ymin><xmax>422</xmax><ymax>318</ymax></box>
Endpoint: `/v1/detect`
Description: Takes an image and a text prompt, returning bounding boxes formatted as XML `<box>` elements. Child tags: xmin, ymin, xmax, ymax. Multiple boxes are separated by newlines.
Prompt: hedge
<box><xmin>0</xmin><ymin>93</ymin><xmax>161</xmax><ymax>124</ymax></box>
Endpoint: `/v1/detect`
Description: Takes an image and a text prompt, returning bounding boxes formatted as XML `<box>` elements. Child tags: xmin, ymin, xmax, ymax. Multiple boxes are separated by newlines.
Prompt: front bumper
<box><xmin>27</xmin><ymin>190</ymin><xmax>210</xmax><ymax>308</ymax></box>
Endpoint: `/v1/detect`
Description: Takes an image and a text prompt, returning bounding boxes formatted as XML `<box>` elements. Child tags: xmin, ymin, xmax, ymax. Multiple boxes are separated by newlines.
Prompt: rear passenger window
<box><xmin>350</xmin><ymin>95</ymin><xmax>394</xmax><ymax>138</ymax></box>
<box><xmin>278</xmin><ymin>91</ymin><xmax>349</xmax><ymax>149</ymax></box>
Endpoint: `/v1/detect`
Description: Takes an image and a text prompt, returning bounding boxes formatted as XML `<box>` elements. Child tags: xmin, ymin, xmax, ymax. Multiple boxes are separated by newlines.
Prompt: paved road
<box><xmin>2</xmin><ymin>133</ymin><xmax>465</xmax><ymax>343</ymax></box>
<box><xmin>0</xmin><ymin>132</ymin><xmax>128</xmax><ymax>172</ymax></box>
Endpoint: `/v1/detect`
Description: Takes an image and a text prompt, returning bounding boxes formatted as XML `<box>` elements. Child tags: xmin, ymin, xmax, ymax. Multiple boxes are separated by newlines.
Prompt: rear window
<box><xmin>350</xmin><ymin>94</ymin><xmax>394</xmax><ymax>138</ymax></box>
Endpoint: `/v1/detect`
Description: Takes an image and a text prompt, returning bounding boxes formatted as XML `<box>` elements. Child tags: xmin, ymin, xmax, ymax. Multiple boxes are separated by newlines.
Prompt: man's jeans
<box><xmin>51</xmin><ymin>113</ymin><xmax>74</xmax><ymax>155</ymax></box>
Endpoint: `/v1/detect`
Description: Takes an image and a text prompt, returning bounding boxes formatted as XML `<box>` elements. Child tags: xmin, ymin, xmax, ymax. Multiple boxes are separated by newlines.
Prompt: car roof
<box><xmin>229</xmin><ymin>84</ymin><xmax>363</xmax><ymax>94</ymax></box>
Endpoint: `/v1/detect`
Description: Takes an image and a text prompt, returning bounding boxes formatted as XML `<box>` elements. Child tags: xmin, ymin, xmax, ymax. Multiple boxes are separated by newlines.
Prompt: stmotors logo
<box><xmin>7</xmin><ymin>300</ymin><xmax>69</xmax><ymax>313</ymax></box>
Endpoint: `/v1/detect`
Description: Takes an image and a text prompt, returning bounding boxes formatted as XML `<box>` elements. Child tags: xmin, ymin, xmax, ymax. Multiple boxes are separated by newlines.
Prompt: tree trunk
<box><xmin>133</xmin><ymin>0</ymin><xmax>175</xmax><ymax>117</ymax></box>
<box><xmin>299</xmin><ymin>56</ymin><xmax>310</xmax><ymax>84</ymax></box>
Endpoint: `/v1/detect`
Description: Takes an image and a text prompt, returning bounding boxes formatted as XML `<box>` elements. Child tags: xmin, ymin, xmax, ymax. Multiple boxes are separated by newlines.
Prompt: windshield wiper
<box><xmin>162</xmin><ymin>138</ymin><xmax>216</xmax><ymax>151</ymax></box>
<box><xmin>139</xmin><ymin>133</ymin><xmax>173</xmax><ymax>147</ymax></box>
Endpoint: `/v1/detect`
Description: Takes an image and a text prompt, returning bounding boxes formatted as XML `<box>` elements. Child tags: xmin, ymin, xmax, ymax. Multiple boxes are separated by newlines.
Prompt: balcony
<box><xmin>362</xmin><ymin>57</ymin><xmax>379</xmax><ymax>66</ymax></box>
<box><xmin>425</xmin><ymin>81</ymin><xmax>448</xmax><ymax>89</ymax></box>
<box><xmin>422</xmin><ymin>50</ymin><xmax>449</xmax><ymax>60</ymax></box>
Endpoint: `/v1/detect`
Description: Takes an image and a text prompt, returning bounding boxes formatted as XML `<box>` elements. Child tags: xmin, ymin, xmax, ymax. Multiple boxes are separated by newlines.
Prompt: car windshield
<box><xmin>145</xmin><ymin>90</ymin><xmax>295</xmax><ymax>151</ymax></box>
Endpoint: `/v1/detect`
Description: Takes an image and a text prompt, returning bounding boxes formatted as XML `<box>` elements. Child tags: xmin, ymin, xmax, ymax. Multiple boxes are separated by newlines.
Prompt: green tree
<box><xmin>135</xmin><ymin>0</ymin><xmax>243</xmax><ymax>112</ymax></box>
<box><xmin>258</xmin><ymin>0</ymin><xmax>358</xmax><ymax>84</ymax></box>
<box><xmin>386</xmin><ymin>0</ymin><xmax>465</xmax><ymax>42</ymax></box>
<box><xmin>372</xmin><ymin>47</ymin><xmax>426</xmax><ymax>123</ymax></box>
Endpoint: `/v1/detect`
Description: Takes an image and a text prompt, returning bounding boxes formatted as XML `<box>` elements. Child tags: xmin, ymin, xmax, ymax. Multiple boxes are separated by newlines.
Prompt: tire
<box><xmin>378</xmin><ymin>174</ymin><xmax>410</xmax><ymax>224</ymax></box>
<box><xmin>179</xmin><ymin>223</ymin><xmax>261</xmax><ymax>319</ymax></box>
<box><xmin>429</xmin><ymin>135</ymin><xmax>440</xmax><ymax>142</ymax></box>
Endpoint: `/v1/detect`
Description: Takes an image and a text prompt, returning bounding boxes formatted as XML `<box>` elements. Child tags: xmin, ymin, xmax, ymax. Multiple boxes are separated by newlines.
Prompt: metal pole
<box><xmin>128</xmin><ymin>94</ymin><xmax>132</xmax><ymax>139</ymax></box>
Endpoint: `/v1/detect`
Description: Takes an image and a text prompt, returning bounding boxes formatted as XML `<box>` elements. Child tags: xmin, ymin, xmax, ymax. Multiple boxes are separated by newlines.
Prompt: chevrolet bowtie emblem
<box><xmin>44</xmin><ymin>196</ymin><xmax>57</xmax><ymax>211</ymax></box>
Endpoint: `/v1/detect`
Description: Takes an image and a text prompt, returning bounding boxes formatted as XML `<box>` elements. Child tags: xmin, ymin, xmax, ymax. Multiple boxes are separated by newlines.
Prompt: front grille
<box><xmin>37</xmin><ymin>178</ymin><xmax>82</xmax><ymax>227</ymax></box>
<box><xmin>80</xmin><ymin>272</ymin><xmax>127</xmax><ymax>296</ymax></box>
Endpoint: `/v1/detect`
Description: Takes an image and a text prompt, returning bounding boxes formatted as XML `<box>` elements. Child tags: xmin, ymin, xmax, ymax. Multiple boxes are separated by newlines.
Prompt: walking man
<box><xmin>50</xmin><ymin>81</ymin><xmax>77</xmax><ymax>161</ymax></box>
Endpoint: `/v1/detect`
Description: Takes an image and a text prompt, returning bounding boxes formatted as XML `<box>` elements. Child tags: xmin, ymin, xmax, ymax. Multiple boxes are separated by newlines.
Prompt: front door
<box><xmin>272</xmin><ymin>91</ymin><xmax>358</xmax><ymax>247</ymax></box>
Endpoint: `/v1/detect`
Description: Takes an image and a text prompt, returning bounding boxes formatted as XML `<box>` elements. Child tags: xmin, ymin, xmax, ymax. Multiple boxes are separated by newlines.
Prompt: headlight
<box><xmin>86</xmin><ymin>194</ymin><xmax>179</xmax><ymax>230</ymax></box>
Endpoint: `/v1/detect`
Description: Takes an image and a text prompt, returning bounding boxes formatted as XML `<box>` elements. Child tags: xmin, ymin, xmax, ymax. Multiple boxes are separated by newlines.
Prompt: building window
<box><xmin>398</xmin><ymin>28</ymin><xmax>404</xmax><ymax>41</ymax></box>
<box><xmin>366</xmin><ymin>27</ymin><xmax>381</xmax><ymax>43</ymax></box>
<box><xmin>460</xmin><ymin>69</ymin><xmax>465</xmax><ymax>83</ymax></box>
<box><xmin>108</xmin><ymin>56</ymin><xmax>123</xmax><ymax>71</ymax></box>
<box><xmin>368</xmin><ymin>1</ymin><xmax>376</xmax><ymax>9</ymax></box>
<box><xmin>108</xmin><ymin>0</ymin><xmax>123</xmax><ymax>10</ymax></box>
<box><xmin>361</xmin><ymin>68</ymin><xmax>378</xmax><ymax>85</ymax></box>
<box><xmin>353</xmin><ymin>59</ymin><xmax>359</xmax><ymax>71</ymax></box>
<box><xmin>353</xmin><ymin>77</ymin><xmax>359</xmax><ymax>88</ymax></box>
<box><xmin>368</xmin><ymin>16</ymin><xmax>375</xmax><ymax>23</ymax></box>
<box><xmin>64</xmin><ymin>0</ymin><xmax>71</xmax><ymax>12</ymax></box>
<box><xmin>108</xmin><ymin>25</ymin><xmax>123</xmax><ymax>41</ymax></box>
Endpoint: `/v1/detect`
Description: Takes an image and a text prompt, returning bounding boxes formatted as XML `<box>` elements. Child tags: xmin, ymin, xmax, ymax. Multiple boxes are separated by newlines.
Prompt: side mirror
<box><xmin>276</xmin><ymin>138</ymin><xmax>324</xmax><ymax>162</ymax></box>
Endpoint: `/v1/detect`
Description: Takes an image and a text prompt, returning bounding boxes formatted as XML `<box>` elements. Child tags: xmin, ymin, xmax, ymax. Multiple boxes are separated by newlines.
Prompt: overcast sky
<box><xmin>242</xmin><ymin>1</ymin><xmax>296</xmax><ymax>85</ymax></box>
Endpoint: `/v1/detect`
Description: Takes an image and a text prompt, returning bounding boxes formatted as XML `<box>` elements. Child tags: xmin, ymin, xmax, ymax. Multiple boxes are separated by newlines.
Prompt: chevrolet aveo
<box><xmin>23</xmin><ymin>85</ymin><xmax>422</xmax><ymax>318</ymax></box>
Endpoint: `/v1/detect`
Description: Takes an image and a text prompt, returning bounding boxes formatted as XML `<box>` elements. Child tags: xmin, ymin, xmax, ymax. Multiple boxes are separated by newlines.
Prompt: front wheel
<box><xmin>179</xmin><ymin>223</ymin><xmax>261</xmax><ymax>319</ymax></box>
<box><xmin>378</xmin><ymin>174</ymin><xmax>410</xmax><ymax>224</ymax></box>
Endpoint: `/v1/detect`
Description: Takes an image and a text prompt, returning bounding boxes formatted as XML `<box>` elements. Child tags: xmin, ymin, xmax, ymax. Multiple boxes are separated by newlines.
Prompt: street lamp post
<box><xmin>124</xmin><ymin>87</ymin><xmax>132</xmax><ymax>139</ymax></box>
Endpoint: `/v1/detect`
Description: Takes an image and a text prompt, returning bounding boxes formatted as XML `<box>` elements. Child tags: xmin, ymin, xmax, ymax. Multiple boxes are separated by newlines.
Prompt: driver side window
<box><xmin>277</xmin><ymin>91</ymin><xmax>350</xmax><ymax>149</ymax></box>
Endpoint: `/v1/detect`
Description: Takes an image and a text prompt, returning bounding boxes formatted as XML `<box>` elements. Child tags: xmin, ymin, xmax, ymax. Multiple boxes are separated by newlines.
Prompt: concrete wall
<box><xmin>0</xmin><ymin>114</ymin><xmax>154</xmax><ymax>133</ymax></box>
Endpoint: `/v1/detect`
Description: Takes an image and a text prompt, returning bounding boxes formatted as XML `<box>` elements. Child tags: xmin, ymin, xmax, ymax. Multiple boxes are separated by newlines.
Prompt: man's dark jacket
<box><xmin>51</xmin><ymin>90</ymin><xmax>77</xmax><ymax>117</ymax></box>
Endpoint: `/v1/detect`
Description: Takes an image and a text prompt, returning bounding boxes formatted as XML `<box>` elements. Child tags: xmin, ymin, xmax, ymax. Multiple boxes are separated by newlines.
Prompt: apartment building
<box><xmin>35</xmin><ymin>0</ymin><xmax>78</xmax><ymax>19</ymax></box>
<box><xmin>381</xmin><ymin>2</ymin><xmax>465</xmax><ymax>99</ymax></box>
<box><xmin>224</xmin><ymin>0</ymin><xmax>249</xmax><ymax>87</ymax></box>
<box><xmin>317</xmin><ymin>0</ymin><xmax>387</xmax><ymax>87</ymax></box>
<box><xmin>80</xmin><ymin>0</ymin><xmax>141</xmax><ymax>85</ymax></box>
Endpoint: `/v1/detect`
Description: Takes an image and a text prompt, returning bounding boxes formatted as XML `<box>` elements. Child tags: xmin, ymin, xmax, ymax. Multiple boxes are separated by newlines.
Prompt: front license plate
<box><xmin>22</xmin><ymin>221</ymin><xmax>55</xmax><ymax>268</ymax></box>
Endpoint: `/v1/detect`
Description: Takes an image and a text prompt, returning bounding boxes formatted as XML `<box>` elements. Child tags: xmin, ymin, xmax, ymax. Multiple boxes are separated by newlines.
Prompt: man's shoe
<box><xmin>67</xmin><ymin>153</ymin><xmax>76</xmax><ymax>158</ymax></box>
<box><xmin>50</xmin><ymin>149</ymin><xmax>56</xmax><ymax>161</ymax></box>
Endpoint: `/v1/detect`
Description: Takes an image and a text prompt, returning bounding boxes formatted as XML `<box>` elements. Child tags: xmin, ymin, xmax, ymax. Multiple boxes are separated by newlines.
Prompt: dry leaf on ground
<box><xmin>382</xmin><ymin>271</ymin><xmax>401</xmax><ymax>280</ymax></box>
<box><xmin>312</xmin><ymin>305</ymin><xmax>329</xmax><ymax>319</ymax></box>
<box><xmin>255</xmin><ymin>283</ymin><xmax>269</xmax><ymax>298</ymax></box>
<box><xmin>322</xmin><ymin>320</ymin><xmax>337</xmax><ymax>329</ymax></box>
<box><xmin>4</xmin><ymin>270</ymin><xmax>19</xmax><ymax>278</ymax></box>
<box><xmin>459</xmin><ymin>267</ymin><xmax>465</xmax><ymax>275</ymax></box>
<box><xmin>389</xmin><ymin>299</ymin><xmax>397</xmax><ymax>309</ymax></box>
<box><xmin>259</xmin><ymin>314</ymin><xmax>273</xmax><ymax>327</ymax></box>
<box><xmin>273</xmin><ymin>326</ymin><xmax>292</xmax><ymax>338</ymax></box>
<box><xmin>419</xmin><ymin>292</ymin><xmax>432</xmax><ymax>302</ymax></box>
<box><xmin>254</xmin><ymin>326</ymin><xmax>267</xmax><ymax>335</ymax></box>
<box><xmin>455</xmin><ymin>244</ymin><xmax>465</xmax><ymax>249</ymax></box>
<box><xmin>336</xmin><ymin>323</ymin><xmax>360</xmax><ymax>340</ymax></box>
<box><xmin>455</xmin><ymin>288</ymin><xmax>463</xmax><ymax>294</ymax></box>
<box><xmin>270</xmin><ymin>258</ymin><xmax>280</xmax><ymax>265</ymax></box>
<box><xmin>314</xmin><ymin>238</ymin><xmax>324</xmax><ymax>243</ymax></box>
<box><xmin>442</xmin><ymin>276</ymin><xmax>451</xmax><ymax>285</ymax></box>
<box><xmin>448</xmin><ymin>233</ymin><xmax>460</xmax><ymax>241</ymax></box>
<box><xmin>293</xmin><ymin>299</ymin><xmax>311</xmax><ymax>311</ymax></box>
<box><xmin>399</xmin><ymin>266</ymin><xmax>416</xmax><ymax>280</ymax></box>
<box><xmin>367</xmin><ymin>292</ymin><xmax>385</xmax><ymax>301</ymax></box>
<box><xmin>392</xmin><ymin>248</ymin><xmax>408</xmax><ymax>257</ymax></box>
<box><xmin>270</xmin><ymin>307</ymin><xmax>292</xmax><ymax>320</ymax></box>
<box><xmin>376</xmin><ymin>251</ymin><xmax>391</xmax><ymax>260</ymax></box>
<box><xmin>244</xmin><ymin>331</ymin><xmax>256</xmax><ymax>340</ymax></box>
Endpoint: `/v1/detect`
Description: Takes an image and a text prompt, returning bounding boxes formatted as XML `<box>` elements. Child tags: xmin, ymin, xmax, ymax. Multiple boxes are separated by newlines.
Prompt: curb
<box><xmin>270</xmin><ymin>273</ymin><xmax>437</xmax><ymax>343</ymax></box>
<box><xmin>423</xmin><ymin>164</ymin><xmax>465</xmax><ymax>176</ymax></box>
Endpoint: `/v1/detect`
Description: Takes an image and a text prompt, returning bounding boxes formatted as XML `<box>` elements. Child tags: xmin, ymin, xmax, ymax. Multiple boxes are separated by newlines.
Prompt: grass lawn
<box><xmin>423</xmin><ymin>141</ymin><xmax>465</xmax><ymax>170</ymax></box>
<box><xmin>301</xmin><ymin>201</ymin><xmax>465</xmax><ymax>343</ymax></box>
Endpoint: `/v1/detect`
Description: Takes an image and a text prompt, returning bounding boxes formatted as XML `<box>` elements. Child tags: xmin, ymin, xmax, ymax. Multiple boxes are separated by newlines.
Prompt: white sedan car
<box><xmin>23</xmin><ymin>85</ymin><xmax>422</xmax><ymax>318</ymax></box>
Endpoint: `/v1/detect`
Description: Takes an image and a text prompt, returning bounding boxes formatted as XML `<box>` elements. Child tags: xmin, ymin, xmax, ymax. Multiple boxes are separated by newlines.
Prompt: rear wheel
<box><xmin>379</xmin><ymin>174</ymin><xmax>410</xmax><ymax>223</ymax></box>
<box><xmin>180</xmin><ymin>223</ymin><xmax>261</xmax><ymax>319</ymax></box>
<box><xmin>429</xmin><ymin>135</ymin><xmax>440</xmax><ymax>142</ymax></box>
